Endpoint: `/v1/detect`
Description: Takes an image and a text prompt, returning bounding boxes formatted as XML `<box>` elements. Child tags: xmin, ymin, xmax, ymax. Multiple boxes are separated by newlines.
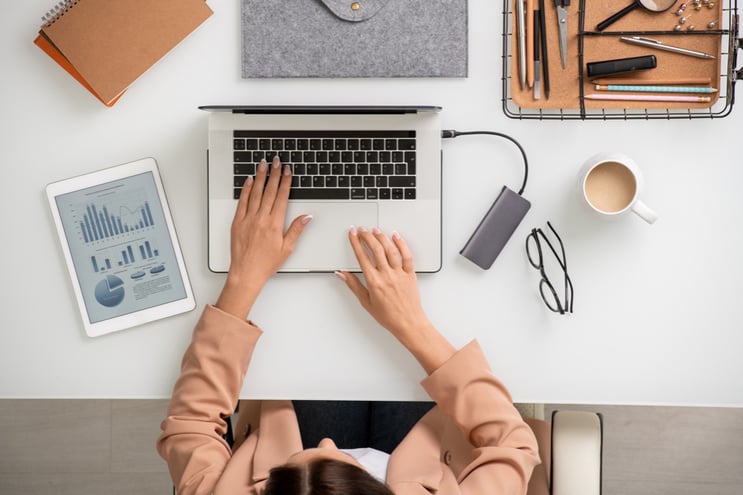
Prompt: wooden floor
<box><xmin>1</xmin><ymin>400</ymin><xmax>741</xmax><ymax>494</ymax></box>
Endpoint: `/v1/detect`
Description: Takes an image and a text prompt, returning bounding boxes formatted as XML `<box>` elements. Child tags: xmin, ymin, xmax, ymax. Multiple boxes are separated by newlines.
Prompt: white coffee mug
<box><xmin>578</xmin><ymin>152</ymin><xmax>658</xmax><ymax>224</ymax></box>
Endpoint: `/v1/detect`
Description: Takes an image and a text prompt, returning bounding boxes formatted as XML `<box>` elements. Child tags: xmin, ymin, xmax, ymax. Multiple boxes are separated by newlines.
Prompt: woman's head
<box><xmin>264</xmin><ymin>438</ymin><xmax>393</xmax><ymax>495</ymax></box>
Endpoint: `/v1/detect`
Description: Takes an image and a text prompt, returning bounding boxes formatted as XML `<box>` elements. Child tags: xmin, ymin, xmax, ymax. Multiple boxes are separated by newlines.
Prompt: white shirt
<box><xmin>340</xmin><ymin>447</ymin><xmax>390</xmax><ymax>482</ymax></box>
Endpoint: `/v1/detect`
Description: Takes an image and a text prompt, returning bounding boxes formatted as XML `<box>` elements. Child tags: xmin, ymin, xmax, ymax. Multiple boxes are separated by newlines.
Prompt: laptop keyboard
<box><xmin>233</xmin><ymin>130</ymin><xmax>417</xmax><ymax>200</ymax></box>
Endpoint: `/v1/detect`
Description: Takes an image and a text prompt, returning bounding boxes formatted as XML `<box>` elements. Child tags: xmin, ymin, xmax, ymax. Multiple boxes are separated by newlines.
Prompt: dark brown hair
<box><xmin>264</xmin><ymin>458</ymin><xmax>394</xmax><ymax>495</ymax></box>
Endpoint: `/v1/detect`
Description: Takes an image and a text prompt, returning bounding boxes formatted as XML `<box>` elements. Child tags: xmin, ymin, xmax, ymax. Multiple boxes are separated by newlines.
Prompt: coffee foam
<box><xmin>584</xmin><ymin>161</ymin><xmax>637</xmax><ymax>213</ymax></box>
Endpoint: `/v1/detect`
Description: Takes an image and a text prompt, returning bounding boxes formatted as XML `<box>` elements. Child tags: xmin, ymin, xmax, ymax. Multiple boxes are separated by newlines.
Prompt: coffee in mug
<box><xmin>578</xmin><ymin>153</ymin><xmax>657</xmax><ymax>224</ymax></box>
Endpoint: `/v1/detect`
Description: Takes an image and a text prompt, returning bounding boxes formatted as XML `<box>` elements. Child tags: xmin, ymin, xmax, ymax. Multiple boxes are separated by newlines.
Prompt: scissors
<box><xmin>555</xmin><ymin>0</ymin><xmax>569</xmax><ymax>69</ymax></box>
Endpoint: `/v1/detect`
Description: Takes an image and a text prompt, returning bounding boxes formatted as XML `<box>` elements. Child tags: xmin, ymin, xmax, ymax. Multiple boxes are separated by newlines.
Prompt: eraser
<box><xmin>460</xmin><ymin>186</ymin><xmax>531</xmax><ymax>270</ymax></box>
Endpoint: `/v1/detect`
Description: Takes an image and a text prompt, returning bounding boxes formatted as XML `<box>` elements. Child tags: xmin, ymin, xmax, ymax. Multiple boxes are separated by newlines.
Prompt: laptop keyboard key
<box><xmin>234</xmin><ymin>151</ymin><xmax>253</xmax><ymax>162</ymax></box>
<box><xmin>290</xmin><ymin>188</ymin><xmax>350</xmax><ymax>200</ymax></box>
<box><xmin>234</xmin><ymin>164</ymin><xmax>255</xmax><ymax>175</ymax></box>
<box><xmin>405</xmin><ymin>151</ymin><xmax>416</xmax><ymax>166</ymax></box>
<box><xmin>399</xmin><ymin>139</ymin><xmax>416</xmax><ymax>150</ymax></box>
<box><xmin>390</xmin><ymin>176</ymin><xmax>416</xmax><ymax>188</ymax></box>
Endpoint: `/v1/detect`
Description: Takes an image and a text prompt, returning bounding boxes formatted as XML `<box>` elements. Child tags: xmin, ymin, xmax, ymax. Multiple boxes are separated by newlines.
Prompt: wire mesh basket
<box><xmin>502</xmin><ymin>0</ymin><xmax>741</xmax><ymax>119</ymax></box>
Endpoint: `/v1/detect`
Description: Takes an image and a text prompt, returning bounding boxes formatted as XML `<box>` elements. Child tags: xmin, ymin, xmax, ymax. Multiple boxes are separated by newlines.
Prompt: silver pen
<box><xmin>516</xmin><ymin>0</ymin><xmax>526</xmax><ymax>89</ymax></box>
<box><xmin>619</xmin><ymin>37</ymin><xmax>716</xmax><ymax>60</ymax></box>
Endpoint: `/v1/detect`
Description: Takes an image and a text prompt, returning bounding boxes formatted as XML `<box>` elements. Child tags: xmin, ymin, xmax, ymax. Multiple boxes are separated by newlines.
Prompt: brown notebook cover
<box><xmin>36</xmin><ymin>0</ymin><xmax>212</xmax><ymax>106</ymax></box>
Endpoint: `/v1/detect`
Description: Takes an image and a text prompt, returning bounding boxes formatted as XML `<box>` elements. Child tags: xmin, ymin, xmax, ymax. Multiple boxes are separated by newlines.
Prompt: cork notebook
<box><xmin>510</xmin><ymin>0</ymin><xmax>724</xmax><ymax>111</ymax></box>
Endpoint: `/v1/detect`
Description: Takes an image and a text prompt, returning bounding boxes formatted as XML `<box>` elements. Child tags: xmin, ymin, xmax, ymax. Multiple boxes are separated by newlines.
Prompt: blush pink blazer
<box><xmin>157</xmin><ymin>305</ymin><xmax>541</xmax><ymax>495</ymax></box>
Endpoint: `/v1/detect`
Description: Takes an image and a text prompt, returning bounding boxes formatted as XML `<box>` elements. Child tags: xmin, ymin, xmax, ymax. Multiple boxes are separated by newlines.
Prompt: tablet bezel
<box><xmin>46</xmin><ymin>157</ymin><xmax>195</xmax><ymax>337</ymax></box>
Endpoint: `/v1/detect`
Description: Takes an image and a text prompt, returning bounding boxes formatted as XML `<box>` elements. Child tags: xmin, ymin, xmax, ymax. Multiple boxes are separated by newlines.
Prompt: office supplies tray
<box><xmin>502</xmin><ymin>0</ymin><xmax>741</xmax><ymax>119</ymax></box>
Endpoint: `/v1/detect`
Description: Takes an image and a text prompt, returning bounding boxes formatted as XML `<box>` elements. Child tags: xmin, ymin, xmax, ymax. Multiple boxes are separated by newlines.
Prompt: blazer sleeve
<box><xmin>156</xmin><ymin>304</ymin><xmax>263</xmax><ymax>495</ymax></box>
<box><xmin>421</xmin><ymin>340</ymin><xmax>541</xmax><ymax>495</ymax></box>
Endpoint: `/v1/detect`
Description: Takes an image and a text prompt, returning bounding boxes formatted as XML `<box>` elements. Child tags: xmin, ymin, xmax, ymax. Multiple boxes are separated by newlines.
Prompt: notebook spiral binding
<box><xmin>41</xmin><ymin>0</ymin><xmax>80</xmax><ymax>27</ymax></box>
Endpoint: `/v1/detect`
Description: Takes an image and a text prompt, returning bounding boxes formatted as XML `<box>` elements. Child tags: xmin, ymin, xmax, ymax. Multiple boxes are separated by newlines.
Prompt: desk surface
<box><xmin>2</xmin><ymin>0</ymin><xmax>742</xmax><ymax>406</ymax></box>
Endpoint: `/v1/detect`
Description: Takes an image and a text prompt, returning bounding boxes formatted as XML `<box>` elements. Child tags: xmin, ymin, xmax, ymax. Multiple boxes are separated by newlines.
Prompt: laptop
<box><xmin>201</xmin><ymin>106</ymin><xmax>442</xmax><ymax>273</ymax></box>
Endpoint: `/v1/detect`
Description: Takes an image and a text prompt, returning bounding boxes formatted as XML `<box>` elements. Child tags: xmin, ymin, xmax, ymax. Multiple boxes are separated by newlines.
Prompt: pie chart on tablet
<box><xmin>94</xmin><ymin>275</ymin><xmax>125</xmax><ymax>307</ymax></box>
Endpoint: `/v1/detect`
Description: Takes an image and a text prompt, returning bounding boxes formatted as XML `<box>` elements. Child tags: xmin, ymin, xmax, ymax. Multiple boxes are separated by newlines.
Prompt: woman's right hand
<box><xmin>336</xmin><ymin>227</ymin><xmax>454</xmax><ymax>374</ymax></box>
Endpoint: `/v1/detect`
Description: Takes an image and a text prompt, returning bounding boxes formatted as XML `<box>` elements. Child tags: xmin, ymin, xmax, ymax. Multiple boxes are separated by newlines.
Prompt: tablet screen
<box><xmin>54</xmin><ymin>171</ymin><xmax>188</xmax><ymax>324</ymax></box>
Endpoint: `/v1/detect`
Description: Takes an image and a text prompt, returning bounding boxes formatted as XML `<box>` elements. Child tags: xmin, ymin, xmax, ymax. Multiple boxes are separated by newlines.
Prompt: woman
<box><xmin>157</xmin><ymin>157</ymin><xmax>541</xmax><ymax>494</ymax></box>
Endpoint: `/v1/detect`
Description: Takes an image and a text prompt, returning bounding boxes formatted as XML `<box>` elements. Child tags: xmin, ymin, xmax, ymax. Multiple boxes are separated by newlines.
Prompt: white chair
<box><xmin>525</xmin><ymin>410</ymin><xmax>604</xmax><ymax>495</ymax></box>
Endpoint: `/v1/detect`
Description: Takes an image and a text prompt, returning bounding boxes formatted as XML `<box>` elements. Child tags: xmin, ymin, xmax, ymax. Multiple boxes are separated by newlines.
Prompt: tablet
<box><xmin>46</xmin><ymin>157</ymin><xmax>195</xmax><ymax>337</ymax></box>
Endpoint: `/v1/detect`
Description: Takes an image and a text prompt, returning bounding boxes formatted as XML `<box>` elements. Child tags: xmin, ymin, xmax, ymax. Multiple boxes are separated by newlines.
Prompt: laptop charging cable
<box><xmin>441</xmin><ymin>129</ymin><xmax>532</xmax><ymax>270</ymax></box>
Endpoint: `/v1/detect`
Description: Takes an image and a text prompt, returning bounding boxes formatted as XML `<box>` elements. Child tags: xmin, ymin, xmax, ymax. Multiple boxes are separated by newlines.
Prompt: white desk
<box><xmin>2</xmin><ymin>0</ymin><xmax>742</xmax><ymax>406</ymax></box>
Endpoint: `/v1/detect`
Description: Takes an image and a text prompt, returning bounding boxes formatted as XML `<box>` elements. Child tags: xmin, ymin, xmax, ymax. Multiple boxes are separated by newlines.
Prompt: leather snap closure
<box><xmin>351</xmin><ymin>2</ymin><xmax>360</xmax><ymax>10</ymax></box>
<box><xmin>443</xmin><ymin>450</ymin><xmax>452</xmax><ymax>465</ymax></box>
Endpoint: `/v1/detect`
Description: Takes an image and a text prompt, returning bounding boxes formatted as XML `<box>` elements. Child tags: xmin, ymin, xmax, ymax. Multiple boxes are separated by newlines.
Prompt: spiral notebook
<box><xmin>34</xmin><ymin>0</ymin><xmax>212</xmax><ymax>106</ymax></box>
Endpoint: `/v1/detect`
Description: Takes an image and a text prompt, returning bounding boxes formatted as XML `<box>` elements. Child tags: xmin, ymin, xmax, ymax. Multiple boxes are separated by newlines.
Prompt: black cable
<box><xmin>441</xmin><ymin>129</ymin><xmax>529</xmax><ymax>196</ymax></box>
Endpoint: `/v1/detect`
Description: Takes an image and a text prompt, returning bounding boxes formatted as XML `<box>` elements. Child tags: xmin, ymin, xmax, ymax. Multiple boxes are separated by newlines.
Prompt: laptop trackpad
<box><xmin>283</xmin><ymin>202</ymin><xmax>379</xmax><ymax>272</ymax></box>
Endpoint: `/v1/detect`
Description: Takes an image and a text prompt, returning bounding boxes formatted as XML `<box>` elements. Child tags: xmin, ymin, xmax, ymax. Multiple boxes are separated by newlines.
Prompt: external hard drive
<box><xmin>460</xmin><ymin>186</ymin><xmax>531</xmax><ymax>269</ymax></box>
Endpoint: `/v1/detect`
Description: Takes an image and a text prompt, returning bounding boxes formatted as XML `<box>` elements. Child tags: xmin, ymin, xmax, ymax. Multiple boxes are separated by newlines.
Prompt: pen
<box><xmin>595</xmin><ymin>84</ymin><xmax>717</xmax><ymax>93</ymax></box>
<box><xmin>585</xmin><ymin>93</ymin><xmax>712</xmax><ymax>103</ymax></box>
<box><xmin>619</xmin><ymin>37</ymin><xmax>716</xmax><ymax>60</ymax></box>
<box><xmin>516</xmin><ymin>0</ymin><xmax>526</xmax><ymax>89</ymax></box>
<box><xmin>538</xmin><ymin>0</ymin><xmax>550</xmax><ymax>99</ymax></box>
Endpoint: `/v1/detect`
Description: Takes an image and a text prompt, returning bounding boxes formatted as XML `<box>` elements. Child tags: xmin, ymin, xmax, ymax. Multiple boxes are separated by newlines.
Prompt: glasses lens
<box><xmin>525</xmin><ymin>232</ymin><xmax>542</xmax><ymax>269</ymax></box>
<box><xmin>539</xmin><ymin>279</ymin><xmax>564</xmax><ymax>313</ymax></box>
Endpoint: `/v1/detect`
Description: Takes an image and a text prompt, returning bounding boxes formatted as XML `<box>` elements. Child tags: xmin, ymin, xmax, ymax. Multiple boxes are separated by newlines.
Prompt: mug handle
<box><xmin>631</xmin><ymin>200</ymin><xmax>658</xmax><ymax>224</ymax></box>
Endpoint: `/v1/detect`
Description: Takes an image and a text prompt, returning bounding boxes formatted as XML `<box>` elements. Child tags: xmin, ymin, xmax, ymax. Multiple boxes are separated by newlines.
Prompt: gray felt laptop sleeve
<box><xmin>241</xmin><ymin>0</ymin><xmax>468</xmax><ymax>78</ymax></box>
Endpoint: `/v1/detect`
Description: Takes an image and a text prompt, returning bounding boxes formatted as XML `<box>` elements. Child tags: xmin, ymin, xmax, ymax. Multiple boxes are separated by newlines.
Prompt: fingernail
<box><xmin>283</xmin><ymin>164</ymin><xmax>291</xmax><ymax>176</ymax></box>
<box><xmin>372</xmin><ymin>227</ymin><xmax>382</xmax><ymax>235</ymax></box>
<box><xmin>301</xmin><ymin>214</ymin><xmax>313</xmax><ymax>225</ymax></box>
<box><xmin>349</xmin><ymin>225</ymin><xmax>358</xmax><ymax>236</ymax></box>
<box><xmin>334</xmin><ymin>271</ymin><xmax>347</xmax><ymax>282</ymax></box>
<box><xmin>272</xmin><ymin>156</ymin><xmax>281</xmax><ymax>168</ymax></box>
<box><xmin>392</xmin><ymin>231</ymin><xmax>401</xmax><ymax>240</ymax></box>
<box><xmin>358</xmin><ymin>226</ymin><xmax>368</xmax><ymax>233</ymax></box>
<box><xmin>258</xmin><ymin>160</ymin><xmax>268</xmax><ymax>172</ymax></box>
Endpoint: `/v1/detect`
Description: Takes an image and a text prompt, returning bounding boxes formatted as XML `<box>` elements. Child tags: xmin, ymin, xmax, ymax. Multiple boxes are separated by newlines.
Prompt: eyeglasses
<box><xmin>525</xmin><ymin>222</ymin><xmax>574</xmax><ymax>314</ymax></box>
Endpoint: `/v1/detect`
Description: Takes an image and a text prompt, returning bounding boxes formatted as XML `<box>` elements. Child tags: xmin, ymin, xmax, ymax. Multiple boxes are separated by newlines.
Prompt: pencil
<box><xmin>585</xmin><ymin>94</ymin><xmax>712</xmax><ymax>103</ymax></box>
<box><xmin>591</xmin><ymin>77</ymin><xmax>713</xmax><ymax>86</ymax></box>
<box><xmin>595</xmin><ymin>84</ymin><xmax>718</xmax><ymax>94</ymax></box>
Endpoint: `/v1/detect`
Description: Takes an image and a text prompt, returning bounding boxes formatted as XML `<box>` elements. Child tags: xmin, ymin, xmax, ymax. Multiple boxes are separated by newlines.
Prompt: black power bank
<box><xmin>460</xmin><ymin>186</ymin><xmax>531</xmax><ymax>270</ymax></box>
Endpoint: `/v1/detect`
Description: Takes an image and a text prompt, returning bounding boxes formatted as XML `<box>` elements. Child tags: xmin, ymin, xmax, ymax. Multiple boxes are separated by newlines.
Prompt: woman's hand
<box><xmin>336</xmin><ymin>227</ymin><xmax>454</xmax><ymax>374</ymax></box>
<box><xmin>216</xmin><ymin>157</ymin><xmax>311</xmax><ymax>320</ymax></box>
